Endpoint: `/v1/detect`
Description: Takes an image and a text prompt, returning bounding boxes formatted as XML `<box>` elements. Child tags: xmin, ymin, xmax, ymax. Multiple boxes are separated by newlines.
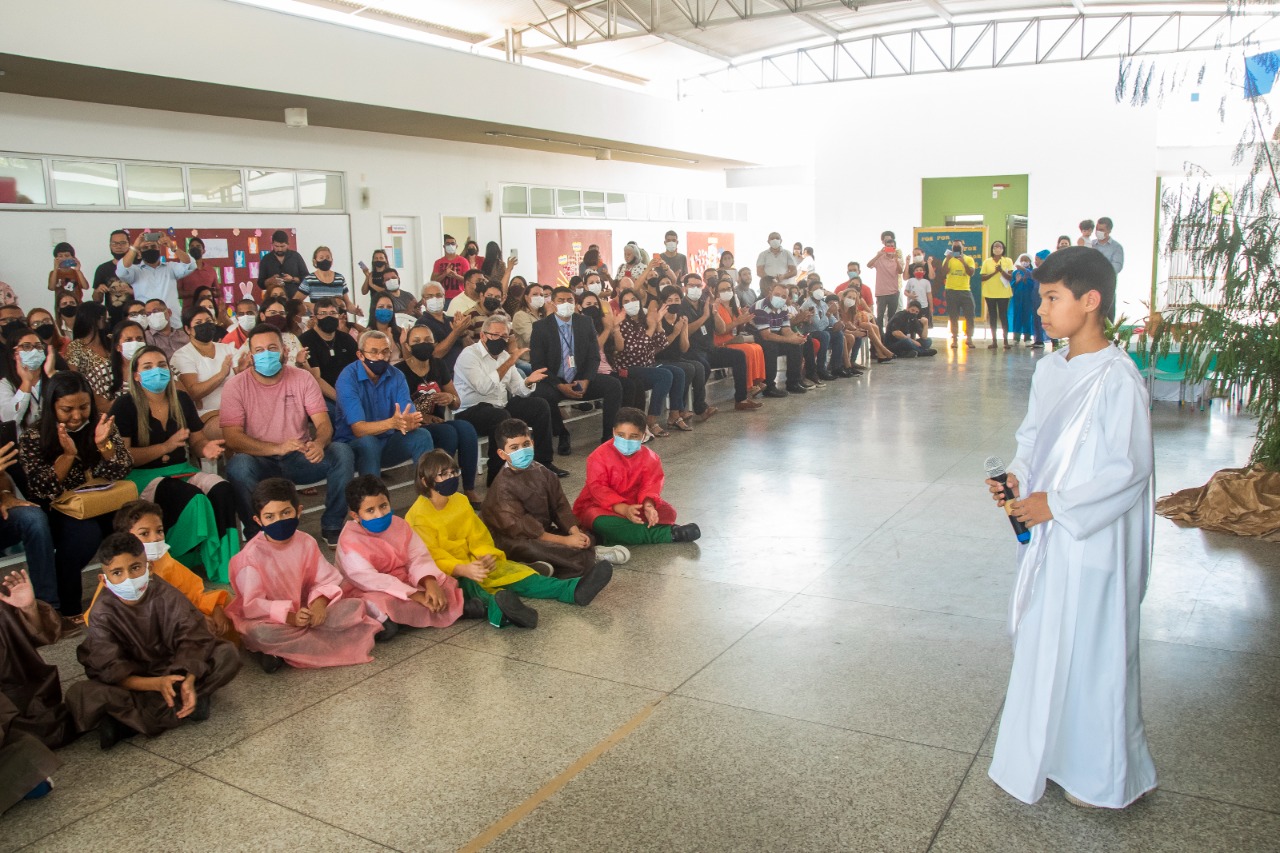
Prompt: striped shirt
<box><xmin>298</xmin><ymin>272</ymin><xmax>348</xmax><ymax>300</ymax></box>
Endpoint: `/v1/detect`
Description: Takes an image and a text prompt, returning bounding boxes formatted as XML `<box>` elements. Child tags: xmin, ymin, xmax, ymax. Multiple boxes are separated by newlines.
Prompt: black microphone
<box><xmin>985</xmin><ymin>456</ymin><xmax>1031</xmax><ymax>544</ymax></box>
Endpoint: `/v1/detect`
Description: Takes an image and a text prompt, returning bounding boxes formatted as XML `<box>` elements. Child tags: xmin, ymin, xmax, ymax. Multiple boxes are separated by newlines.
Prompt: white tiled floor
<box><xmin>5</xmin><ymin>343</ymin><xmax>1276</xmax><ymax>852</ymax></box>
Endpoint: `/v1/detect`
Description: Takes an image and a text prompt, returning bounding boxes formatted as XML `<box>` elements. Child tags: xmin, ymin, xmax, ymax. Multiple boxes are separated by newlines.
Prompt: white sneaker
<box><xmin>594</xmin><ymin>545</ymin><xmax>631</xmax><ymax>565</ymax></box>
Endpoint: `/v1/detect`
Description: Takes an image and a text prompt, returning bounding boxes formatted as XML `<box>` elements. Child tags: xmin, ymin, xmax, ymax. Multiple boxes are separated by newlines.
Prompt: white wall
<box><xmin>0</xmin><ymin>93</ymin><xmax>808</xmax><ymax>310</ymax></box>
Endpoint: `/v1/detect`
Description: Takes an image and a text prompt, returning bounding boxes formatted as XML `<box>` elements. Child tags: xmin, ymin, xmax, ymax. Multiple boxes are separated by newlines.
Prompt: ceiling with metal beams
<box><xmin>229</xmin><ymin>0</ymin><xmax>1280</xmax><ymax>94</ymax></box>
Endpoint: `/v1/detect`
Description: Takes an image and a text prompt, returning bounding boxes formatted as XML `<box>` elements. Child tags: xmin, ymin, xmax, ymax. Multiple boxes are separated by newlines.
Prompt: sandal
<box><xmin>649</xmin><ymin>424</ymin><xmax>669</xmax><ymax>438</ymax></box>
<box><xmin>667</xmin><ymin>417</ymin><xmax>694</xmax><ymax>432</ymax></box>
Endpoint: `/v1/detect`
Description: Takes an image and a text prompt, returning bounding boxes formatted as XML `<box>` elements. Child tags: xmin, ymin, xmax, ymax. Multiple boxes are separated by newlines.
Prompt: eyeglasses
<box><xmin>434</xmin><ymin>468</ymin><xmax>461</xmax><ymax>480</ymax></box>
<box><xmin>14</xmin><ymin>342</ymin><xmax>42</xmax><ymax>352</ymax></box>
<box><xmin>483</xmin><ymin>332</ymin><xmax>510</xmax><ymax>341</ymax></box>
<box><xmin>362</xmin><ymin>348</ymin><xmax>392</xmax><ymax>358</ymax></box>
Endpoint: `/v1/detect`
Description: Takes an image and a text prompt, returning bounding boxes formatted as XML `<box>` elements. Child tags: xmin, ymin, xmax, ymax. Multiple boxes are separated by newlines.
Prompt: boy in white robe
<box><xmin>985</xmin><ymin>246</ymin><xmax>1157</xmax><ymax>809</ymax></box>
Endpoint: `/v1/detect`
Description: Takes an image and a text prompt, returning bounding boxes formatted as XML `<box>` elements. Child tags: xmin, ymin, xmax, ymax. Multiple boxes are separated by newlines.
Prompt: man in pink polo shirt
<box><xmin>867</xmin><ymin>230</ymin><xmax>905</xmax><ymax>333</ymax></box>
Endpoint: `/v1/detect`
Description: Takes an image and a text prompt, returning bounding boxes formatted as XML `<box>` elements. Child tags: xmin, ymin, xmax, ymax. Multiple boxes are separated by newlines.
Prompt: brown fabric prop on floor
<box><xmin>1156</xmin><ymin>465</ymin><xmax>1280</xmax><ymax>541</ymax></box>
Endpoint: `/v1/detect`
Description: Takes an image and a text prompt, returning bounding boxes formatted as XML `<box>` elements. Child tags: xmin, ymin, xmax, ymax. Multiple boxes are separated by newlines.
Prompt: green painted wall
<box><xmin>920</xmin><ymin>174</ymin><xmax>1029</xmax><ymax>248</ymax></box>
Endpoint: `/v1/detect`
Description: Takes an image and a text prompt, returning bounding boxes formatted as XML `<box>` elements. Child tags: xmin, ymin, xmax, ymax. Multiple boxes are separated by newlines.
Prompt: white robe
<box><xmin>988</xmin><ymin>344</ymin><xmax>1157</xmax><ymax>808</ymax></box>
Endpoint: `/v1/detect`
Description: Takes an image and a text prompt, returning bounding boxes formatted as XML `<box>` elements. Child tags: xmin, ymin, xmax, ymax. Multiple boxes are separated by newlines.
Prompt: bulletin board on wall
<box><xmin>161</xmin><ymin>226</ymin><xmax>294</xmax><ymax>306</ymax></box>
<box><xmin>533</xmin><ymin>228</ymin><xmax>614</xmax><ymax>288</ymax></box>
<box><xmin>913</xmin><ymin>226</ymin><xmax>988</xmax><ymax>319</ymax></box>
<box><xmin>687</xmin><ymin>232</ymin><xmax>735</xmax><ymax>276</ymax></box>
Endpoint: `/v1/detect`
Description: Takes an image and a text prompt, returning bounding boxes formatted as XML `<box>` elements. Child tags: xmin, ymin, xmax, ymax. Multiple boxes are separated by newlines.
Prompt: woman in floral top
<box><xmin>608</xmin><ymin>288</ymin><xmax>687</xmax><ymax>438</ymax></box>
<box><xmin>62</xmin><ymin>301</ymin><xmax>128</xmax><ymax>414</ymax></box>
<box><xmin>17</xmin><ymin>370</ymin><xmax>132</xmax><ymax>617</ymax></box>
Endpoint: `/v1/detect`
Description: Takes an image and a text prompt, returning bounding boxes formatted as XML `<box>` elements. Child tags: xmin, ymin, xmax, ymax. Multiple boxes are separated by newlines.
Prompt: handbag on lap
<box><xmin>51</xmin><ymin>478</ymin><xmax>138</xmax><ymax>520</ymax></box>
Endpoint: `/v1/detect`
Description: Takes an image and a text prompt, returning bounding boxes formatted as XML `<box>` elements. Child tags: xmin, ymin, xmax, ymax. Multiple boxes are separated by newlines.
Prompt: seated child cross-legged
<box><xmin>65</xmin><ymin>533</ymin><xmax>242</xmax><ymax>750</ymax></box>
<box><xmin>573</xmin><ymin>407</ymin><xmax>701</xmax><ymax>546</ymax></box>
<box><xmin>82</xmin><ymin>501</ymin><xmax>235</xmax><ymax>641</ymax></box>
<box><xmin>225</xmin><ymin>478</ymin><xmax>383</xmax><ymax>673</ymax></box>
<box><xmin>337</xmin><ymin>474</ymin><xmax>483</xmax><ymax>641</ymax></box>
<box><xmin>406</xmin><ymin>450</ymin><xmax>613</xmax><ymax>629</ymax></box>
<box><xmin>481</xmin><ymin>418</ymin><xmax>632</xmax><ymax>578</ymax></box>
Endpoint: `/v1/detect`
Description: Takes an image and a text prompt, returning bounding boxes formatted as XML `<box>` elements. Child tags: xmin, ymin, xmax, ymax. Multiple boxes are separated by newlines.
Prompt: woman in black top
<box><xmin>109</xmin><ymin>345</ymin><xmax>238</xmax><ymax>581</ymax></box>
<box><xmin>360</xmin><ymin>249</ymin><xmax>400</xmax><ymax>317</ymax></box>
<box><xmin>397</xmin><ymin>324</ymin><xmax>480</xmax><ymax>503</ymax></box>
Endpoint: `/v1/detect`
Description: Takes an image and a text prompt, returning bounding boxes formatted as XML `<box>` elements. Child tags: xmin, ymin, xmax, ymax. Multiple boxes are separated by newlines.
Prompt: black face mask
<box><xmin>35</xmin><ymin>324</ymin><xmax>56</xmax><ymax>341</ymax></box>
<box><xmin>59</xmin><ymin>305</ymin><xmax>78</xmax><ymax>319</ymax></box>
<box><xmin>315</xmin><ymin>259</ymin><xmax>333</xmax><ymax>271</ymax></box>
<box><xmin>110</xmin><ymin>250</ymin><xmax>127</xmax><ymax>261</ymax></box>
<box><xmin>140</xmin><ymin>249</ymin><xmax>162</xmax><ymax>264</ymax></box>
<box><xmin>193</xmin><ymin>323</ymin><xmax>220</xmax><ymax>343</ymax></box>
<box><xmin>582</xmin><ymin>305</ymin><xmax>603</xmax><ymax>321</ymax></box>
<box><xmin>264</xmin><ymin>314</ymin><xmax>287</xmax><ymax>330</ymax></box>
<box><xmin>483</xmin><ymin>297</ymin><xmax>501</xmax><ymax>312</ymax></box>
<box><xmin>316</xmin><ymin>316</ymin><xmax>340</xmax><ymax>334</ymax></box>
<box><xmin>484</xmin><ymin>337</ymin><xmax>508</xmax><ymax>357</ymax></box>
<box><xmin>373</xmin><ymin>261</ymin><xmax>387</xmax><ymax>269</ymax></box>
<box><xmin>189</xmin><ymin>247</ymin><xmax>204</xmax><ymax>260</ymax></box>
<box><xmin>409</xmin><ymin>342</ymin><xmax>434</xmax><ymax>361</ymax></box>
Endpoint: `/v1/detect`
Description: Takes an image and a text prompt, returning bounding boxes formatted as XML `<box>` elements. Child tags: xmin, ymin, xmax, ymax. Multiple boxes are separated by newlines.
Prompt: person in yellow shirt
<box><xmin>405</xmin><ymin>449</ymin><xmax>612</xmax><ymax>629</ymax></box>
<box><xmin>980</xmin><ymin>240</ymin><xmax>1015</xmax><ymax>350</ymax></box>
<box><xmin>84</xmin><ymin>501</ymin><xmax>234</xmax><ymax>641</ymax></box>
<box><xmin>941</xmin><ymin>240</ymin><xmax>976</xmax><ymax>349</ymax></box>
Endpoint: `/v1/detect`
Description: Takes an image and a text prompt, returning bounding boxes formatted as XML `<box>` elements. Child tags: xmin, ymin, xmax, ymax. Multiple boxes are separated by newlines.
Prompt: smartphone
<box><xmin>59</xmin><ymin>258</ymin><xmax>77</xmax><ymax>269</ymax></box>
<box><xmin>143</xmin><ymin>231</ymin><xmax>162</xmax><ymax>242</ymax></box>
<box><xmin>510</xmin><ymin>248</ymin><xmax>519</xmax><ymax>262</ymax></box>
<box><xmin>166</xmin><ymin>227</ymin><xmax>176</xmax><ymax>237</ymax></box>
<box><xmin>358</xmin><ymin>261</ymin><xmax>369</xmax><ymax>273</ymax></box>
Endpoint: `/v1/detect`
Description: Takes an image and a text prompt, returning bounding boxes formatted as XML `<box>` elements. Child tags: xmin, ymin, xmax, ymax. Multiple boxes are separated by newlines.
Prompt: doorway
<box><xmin>380</xmin><ymin>215</ymin><xmax>420</xmax><ymax>298</ymax></box>
<box><xmin>441</xmin><ymin>216</ymin><xmax>478</xmax><ymax>259</ymax></box>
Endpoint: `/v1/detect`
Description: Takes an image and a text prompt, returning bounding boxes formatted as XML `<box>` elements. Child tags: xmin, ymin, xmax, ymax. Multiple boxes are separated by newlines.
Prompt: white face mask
<box><xmin>665</xmin><ymin>241</ymin><xmax>677</xmax><ymax>252</ymax></box>
<box><xmin>555</xmin><ymin>301</ymin><xmax>576</xmax><ymax>319</ymax></box>
<box><xmin>128</xmin><ymin>313</ymin><xmax>145</xmax><ymax>323</ymax></box>
<box><xmin>769</xmin><ymin>239</ymin><xmax>782</xmax><ymax>250</ymax></box>
<box><xmin>623</xmin><ymin>301</ymin><xmax>641</xmax><ymax>317</ymax></box>
<box><xmin>444</xmin><ymin>244</ymin><xmax>457</xmax><ymax>255</ymax></box>
<box><xmin>812</xmin><ymin>288</ymin><xmax>825</xmax><ymax>299</ymax></box>
<box><xmin>718</xmin><ymin>291</ymin><xmax>734</xmax><ymax>303</ymax></box>
<box><xmin>529</xmin><ymin>295</ymin><xmax>546</xmax><ymax>310</ymax></box>
<box><xmin>425</xmin><ymin>297</ymin><xmax>445</xmax><ymax>313</ymax></box>
<box><xmin>587</xmin><ymin>282</ymin><xmax>602</xmax><ymax>295</ymax></box>
<box><xmin>843</xmin><ymin>298</ymin><xmax>857</xmax><ymax>308</ymax></box>
<box><xmin>385</xmin><ymin>279</ymin><xmax>400</xmax><ymax>292</ymax></box>
<box><xmin>104</xmin><ymin>567</ymin><xmax>151</xmax><ymax>602</ymax></box>
<box><xmin>685</xmin><ymin>286</ymin><xmax>703</xmax><ymax>301</ymax></box>
<box><xmin>237</xmin><ymin>315</ymin><xmax>256</xmax><ymax>332</ymax></box>
<box><xmin>142</xmin><ymin>540</ymin><xmax>170</xmax><ymax>562</ymax></box>
<box><xmin>120</xmin><ymin>340</ymin><xmax>145</xmax><ymax>362</ymax></box>
<box><xmin>913</xmin><ymin>253</ymin><xmax>924</xmax><ymax>261</ymax></box>
<box><xmin>146</xmin><ymin>312</ymin><xmax>169</xmax><ymax>331</ymax></box>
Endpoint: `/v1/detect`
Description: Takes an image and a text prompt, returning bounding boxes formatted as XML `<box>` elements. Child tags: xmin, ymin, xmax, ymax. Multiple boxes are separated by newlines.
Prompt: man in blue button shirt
<box><xmin>334</xmin><ymin>330</ymin><xmax>434</xmax><ymax>477</ymax></box>
<box><xmin>116</xmin><ymin>231</ymin><xmax>195</xmax><ymax>328</ymax></box>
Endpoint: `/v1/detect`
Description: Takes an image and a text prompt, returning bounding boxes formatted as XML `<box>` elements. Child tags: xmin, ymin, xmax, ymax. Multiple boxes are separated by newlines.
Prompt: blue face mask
<box><xmin>253</xmin><ymin>350</ymin><xmax>283</xmax><ymax>377</ymax></box>
<box><xmin>364</xmin><ymin>358</ymin><xmax>390</xmax><ymax>377</ymax></box>
<box><xmin>375</xmin><ymin>308</ymin><xmax>395</xmax><ymax>324</ymax></box>
<box><xmin>138</xmin><ymin>367</ymin><xmax>171</xmax><ymax>393</ymax></box>
<box><xmin>770</xmin><ymin>296</ymin><xmax>787</xmax><ymax>310</ymax></box>
<box><xmin>260</xmin><ymin>516</ymin><xmax>298</xmax><ymax>542</ymax></box>
<box><xmin>359</xmin><ymin>511</ymin><xmax>393</xmax><ymax>534</ymax></box>
<box><xmin>18</xmin><ymin>349</ymin><xmax>46</xmax><ymax>372</ymax></box>
<box><xmin>507</xmin><ymin>446</ymin><xmax>535</xmax><ymax>470</ymax></box>
<box><xmin>613</xmin><ymin>435</ymin><xmax>642</xmax><ymax>457</ymax></box>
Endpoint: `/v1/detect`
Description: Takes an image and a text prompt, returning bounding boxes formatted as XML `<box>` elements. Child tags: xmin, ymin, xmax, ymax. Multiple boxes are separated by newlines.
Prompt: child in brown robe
<box><xmin>65</xmin><ymin>533</ymin><xmax>242</xmax><ymax>749</ymax></box>
<box><xmin>1</xmin><ymin>569</ymin><xmax>72</xmax><ymax>813</ymax></box>
<box><xmin>480</xmin><ymin>418</ymin><xmax>630</xmax><ymax>578</ymax></box>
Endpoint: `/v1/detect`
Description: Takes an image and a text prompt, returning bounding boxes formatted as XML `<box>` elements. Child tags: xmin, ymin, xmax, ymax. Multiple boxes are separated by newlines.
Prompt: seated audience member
<box><xmin>221</xmin><ymin>299</ymin><xmax>258</xmax><ymax>350</ymax></box>
<box><xmin>47</xmin><ymin>242</ymin><xmax>89</xmax><ymax>305</ymax></box>
<box><xmin>55</xmin><ymin>295</ymin><xmax>78</xmax><ymax>342</ymax></box>
<box><xmin>752</xmin><ymin>282</ymin><xmax>807</xmax><ymax>396</ymax></box>
<box><xmin>0</xmin><ymin>437</ymin><xmax>59</xmax><ymax>619</ymax></box>
<box><xmin>299</xmin><ymin>297</ymin><xmax>359</xmax><ymax>409</ymax></box>
<box><xmin>481</xmin><ymin>418</ymin><xmax>630</xmax><ymax>579</ymax></box>
<box><xmin>502</xmin><ymin>275</ymin><xmax>529</xmax><ymax>317</ymax></box>
<box><xmin>511</xmin><ymin>282</ymin><xmax>547</xmax><ymax>374</ymax></box>
<box><xmin>572</xmin><ymin>407</ymin><xmax>700</xmax><ymax>546</ymax></box>
<box><xmin>366</xmin><ymin>293</ymin><xmax>404</xmax><ymax>363</ymax></box>
<box><xmin>735</xmin><ymin>267</ymin><xmax>758</xmax><ymax>308</ymax></box>
<box><xmin>824</xmin><ymin>294</ymin><xmax>865</xmax><ymax>376</ymax></box>
<box><xmin>28</xmin><ymin>308</ymin><xmax>67</xmax><ymax>355</ymax></box>
<box><xmin>844</xmin><ymin>296</ymin><xmax>896</xmax><ymax>363</ymax></box>
<box><xmin>334</xmin><ymin>329</ymin><xmax>434</xmax><ymax>478</ymax></box>
<box><xmin>797</xmin><ymin>278</ymin><xmax>841</xmax><ymax>383</ymax></box>
<box><xmin>577</xmin><ymin>291</ymin><xmax>636</xmax><ymax>405</ymax></box>
<box><xmin>407</xmin><ymin>450</ymin><xmax>613</xmax><ymax>629</ymax></box>
<box><xmin>109</xmin><ymin>347</ymin><xmax>238</xmax><ymax>581</ymax></box>
<box><xmin>529</xmin><ymin>287</ymin><xmax>623</xmax><ymax>455</ymax></box>
<box><xmin>397</xmin><ymin>324</ymin><xmax>481</xmax><ymax>502</ymax></box>
<box><xmin>711</xmin><ymin>276</ymin><xmax>767</xmax><ymax>403</ymax></box>
<box><xmin>360</xmin><ymin>249</ymin><xmax>398</xmax><ymax>316</ymax></box>
<box><xmin>142</xmin><ymin>298</ymin><xmax>189</xmax><ymax>360</ymax></box>
<box><xmin>102</xmin><ymin>279</ymin><xmax>136</xmax><ymax>328</ymax></box>
<box><xmin>91</xmin><ymin>500</ymin><xmax>232</xmax><ymax>638</ymax></box>
<box><xmin>66</xmin><ymin>533</ymin><xmax>241</xmax><ymax>749</ymax></box>
<box><xmin>608</xmin><ymin>288</ymin><xmax>685</xmax><ymax>437</ymax></box>
<box><xmin>226</xmin><ymin>478</ymin><xmax>383</xmax><ymax>672</ymax></box>
<box><xmin>191</xmin><ymin>288</ymin><xmax>228</xmax><ymax>331</ymax></box>
<box><xmin>221</xmin><ymin>324</ymin><xmax>355</xmax><ymax>547</ymax></box>
<box><xmin>474</xmin><ymin>281</ymin><xmax>507</xmax><ymax>321</ymax></box>
<box><xmin>18</xmin><ymin>371</ymin><xmax>132</xmax><ymax>619</ymax></box>
<box><xmin>419</xmin><ymin>282</ymin><xmax>472</xmax><ymax>370</ymax></box>
<box><xmin>655</xmin><ymin>286</ymin><xmax>708</xmax><ymax>430</ymax></box>
<box><xmin>257</xmin><ymin>296</ymin><xmax>309</xmax><ymax>370</ymax></box>
<box><xmin>885</xmin><ymin>302</ymin><xmax>939</xmax><ymax>358</ymax></box>
<box><xmin>297</xmin><ymin>246</ymin><xmax>349</xmax><ymax>304</ymax></box>
<box><xmin>64</xmin><ymin>302</ymin><xmax>122</xmax><ymax>413</ymax></box>
<box><xmin>336</xmin><ymin>475</ymin><xmax>473</xmax><ymax>638</ymax></box>
<box><xmin>1</xmin><ymin>325</ymin><xmax>58</xmax><ymax>430</ymax></box>
<box><xmin>679</xmin><ymin>274</ymin><xmax>757</xmax><ymax>411</ymax></box>
<box><xmin>0</xmin><ymin>569</ymin><xmax>72</xmax><ymax>813</ymax></box>
<box><xmin>445</xmin><ymin>269</ymin><xmax>486</xmax><ymax>318</ymax></box>
<box><xmin>0</xmin><ymin>305</ymin><xmax>25</xmax><ymax>333</ymax></box>
<box><xmin>454</xmin><ymin>313</ymin><xmax>565</xmax><ymax>483</ymax></box>
<box><xmin>171</xmin><ymin>306</ymin><xmax>238</xmax><ymax>442</ymax></box>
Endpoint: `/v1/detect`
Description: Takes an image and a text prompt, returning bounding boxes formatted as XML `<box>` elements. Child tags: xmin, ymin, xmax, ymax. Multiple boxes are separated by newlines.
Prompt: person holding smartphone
<box><xmin>47</xmin><ymin>242</ymin><xmax>89</xmax><ymax>305</ymax></box>
<box><xmin>867</xmin><ymin>231</ymin><xmax>905</xmax><ymax>333</ymax></box>
<box><xmin>116</xmin><ymin>232</ymin><xmax>194</xmax><ymax>328</ymax></box>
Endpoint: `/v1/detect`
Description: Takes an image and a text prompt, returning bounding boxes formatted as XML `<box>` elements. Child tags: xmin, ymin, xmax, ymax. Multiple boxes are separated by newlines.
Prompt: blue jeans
<box><xmin>889</xmin><ymin>335</ymin><xmax>933</xmax><ymax>356</ymax></box>
<box><xmin>349</xmin><ymin>428</ymin><xmax>435</xmax><ymax>478</ymax></box>
<box><xmin>227</xmin><ymin>444</ymin><xmax>355</xmax><ymax>537</ymax></box>
<box><xmin>803</xmin><ymin>330</ymin><xmax>831</xmax><ymax>376</ymax></box>
<box><xmin>0</xmin><ymin>505</ymin><xmax>57</xmax><ymax>610</ymax></box>
<box><xmin>425</xmin><ymin>420</ymin><xmax>479</xmax><ymax>491</ymax></box>
<box><xmin>626</xmin><ymin>365</ymin><xmax>682</xmax><ymax>416</ymax></box>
